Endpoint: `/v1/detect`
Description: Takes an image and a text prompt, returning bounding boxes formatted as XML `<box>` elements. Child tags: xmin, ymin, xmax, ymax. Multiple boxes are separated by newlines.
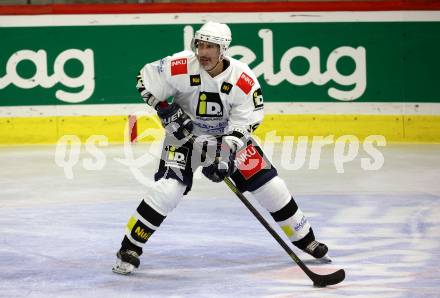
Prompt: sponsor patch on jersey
<box><xmin>171</xmin><ymin>58</ymin><xmax>188</xmax><ymax>76</ymax></box>
<box><xmin>196</xmin><ymin>92</ymin><xmax>224</xmax><ymax>118</ymax></box>
<box><xmin>220</xmin><ymin>82</ymin><xmax>233</xmax><ymax>94</ymax></box>
<box><xmin>236</xmin><ymin>72</ymin><xmax>254</xmax><ymax>95</ymax></box>
<box><xmin>190</xmin><ymin>74</ymin><xmax>201</xmax><ymax>86</ymax></box>
<box><xmin>165</xmin><ymin>145</ymin><xmax>188</xmax><ymax>169</ymax></box>
<box><xmin>235</xmin><ymin>144</ymin><xmax>267</xmax><ymax>180</ymax></box>
<box><xmin>253</xmin><ymin>88</ymin><xmax>264</xmax><ymax>110</ymax></box>
<box><xmin>193</xmin><ymin>121</ymin><xmax>227</xmax><ymax>134</ymax></box>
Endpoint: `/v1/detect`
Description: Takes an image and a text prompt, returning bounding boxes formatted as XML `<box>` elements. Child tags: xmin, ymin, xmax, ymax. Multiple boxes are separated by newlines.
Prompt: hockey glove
<box><xmin>202</xmin><ymin>131</ymin><xmax>246</xmax><ymax>183</ymax></box>
<box><xmin>202</xmin><ymin>150</ymin><xmax>236</xmax><ymax>183</ymax></box>
<box><xmin>157</xmin><ymin>103</ymin><xmax>193</xmax><ymax>140</ymax></box>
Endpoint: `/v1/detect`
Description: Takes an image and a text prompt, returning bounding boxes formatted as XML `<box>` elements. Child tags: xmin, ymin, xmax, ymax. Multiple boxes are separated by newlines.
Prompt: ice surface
<box><xmin>0</xmin><ymin>143</ymin><xmax>439</xmax><ymax>297</ymax></box>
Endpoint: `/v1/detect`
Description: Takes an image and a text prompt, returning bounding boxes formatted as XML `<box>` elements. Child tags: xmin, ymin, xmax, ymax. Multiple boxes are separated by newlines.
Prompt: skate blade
<box><xmin>112</xmin><ymin>260</ymin><xmax>136</xmax><ymax>275</ymax></box>
<box><xmin>112</xmin><ymin>265</ymin><xmax>134</xmax><ymax>275</ymax></box>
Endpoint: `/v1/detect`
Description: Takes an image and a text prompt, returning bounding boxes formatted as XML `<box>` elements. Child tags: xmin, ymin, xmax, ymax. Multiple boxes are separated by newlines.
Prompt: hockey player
<box><xmin>113</xmin><ymin>22</ymin><xmax>329</xmax><ymax>275</ymax></box>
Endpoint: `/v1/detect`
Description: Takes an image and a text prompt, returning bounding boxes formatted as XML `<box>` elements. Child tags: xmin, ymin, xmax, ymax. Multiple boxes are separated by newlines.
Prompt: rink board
<box><xmin>1</xmin><ymin>110</ymin><xmax>440</xmax><ymax>144</ymax></box>
<box><xmin>1</xmin><ymin>5</ymin><xmax>440</xmax><ymax>144</ymax></box>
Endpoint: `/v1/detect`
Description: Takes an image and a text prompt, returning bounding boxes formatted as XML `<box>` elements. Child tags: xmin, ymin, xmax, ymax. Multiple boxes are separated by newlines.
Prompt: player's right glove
<box><xmin>202</xmin><ymin>130</ymin><xmax>246</xmax><ymax>183</ymax></box>
<box><xmin>202</xmin><ymin>148</ymin><xmax>236</xmax><ymax>183</ymax></box>
<box><xmin>157</xmin><ymin>103</ymin><xmax>193</xmax><ymax>140</ymax></box>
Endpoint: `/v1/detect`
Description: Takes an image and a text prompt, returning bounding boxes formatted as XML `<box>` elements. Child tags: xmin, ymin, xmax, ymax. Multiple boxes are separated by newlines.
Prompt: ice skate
<box><xmin>302</xmin><ymin>240</ymin><xmax>331</xmax><ymax>263</ymax></box>
<box><xmin>112</xmin><ymin>249</ymin><xmax>140</xmax><ymax>275</ymax></box>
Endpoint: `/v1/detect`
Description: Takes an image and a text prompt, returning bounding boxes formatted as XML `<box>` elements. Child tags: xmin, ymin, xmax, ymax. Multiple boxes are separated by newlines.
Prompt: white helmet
<box><xmin>191</xmin><ymin>21</ymin><xmax>232</xmax><ymax>59</ymax></box>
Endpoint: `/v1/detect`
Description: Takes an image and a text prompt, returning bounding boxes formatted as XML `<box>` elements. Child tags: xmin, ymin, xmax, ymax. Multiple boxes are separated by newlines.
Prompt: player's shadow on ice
<box><xmin>302</xmin><ymin>256</ymin><xmax>332</xmax><ymax>265</ymax></box>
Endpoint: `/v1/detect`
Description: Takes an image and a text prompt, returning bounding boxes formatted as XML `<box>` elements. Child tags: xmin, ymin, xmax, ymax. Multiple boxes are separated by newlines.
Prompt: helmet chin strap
<box><xmin>206</xmin><ymin>54</ymin><xmax>223</xmax><ymax>73</ymax></box>
<box><xmin>207</xmin><ymin>60</ymin><xmax>220</xmax><ymax>72</ymax></box>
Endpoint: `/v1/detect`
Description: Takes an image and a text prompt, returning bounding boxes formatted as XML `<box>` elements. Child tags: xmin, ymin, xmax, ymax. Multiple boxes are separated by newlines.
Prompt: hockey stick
<box><xmin>185</xmin><ymin>133</ymin><xmax>345</xmax><ymax>287</ymax></box>
<box><xmin>222</xmin><ymin>176</ymin><xmax>345</xmax><ymax>287</ymax></box>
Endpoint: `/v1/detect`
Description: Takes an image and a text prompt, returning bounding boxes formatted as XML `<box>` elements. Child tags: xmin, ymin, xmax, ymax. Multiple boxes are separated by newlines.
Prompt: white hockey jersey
<box><xmin>139</xmin><ymin>50</ymin><xmax>264</xmax><ymax>136</ymax></box>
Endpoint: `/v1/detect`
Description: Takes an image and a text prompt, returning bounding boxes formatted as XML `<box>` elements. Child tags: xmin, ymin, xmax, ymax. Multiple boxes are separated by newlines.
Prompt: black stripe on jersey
<box><xmin>136</xmin><ymin>200</ymin><xmax>166</xmax><ymax>227</ymax></box>
<box><xmin>190</xmin><ymin>75</ymin><xmax>201</xmax><ymax>86</ymax></box>
<box><xmin>130</xmin><ymin>220</ymin><xmax>155</xmax><ymax>244</ymax></box>
<box><xmin>220</xmin><ymin>82</ymin><xmax>233</xmax><ymax>94</ymax></box>
<box><xmin>270</xmin><ymin>197</ymin><xmax>299</xmax><ymax>222</ymax></box>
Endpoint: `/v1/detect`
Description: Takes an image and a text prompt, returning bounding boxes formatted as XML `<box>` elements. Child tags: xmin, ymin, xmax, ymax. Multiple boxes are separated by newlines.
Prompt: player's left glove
<box><xmin>157</xmin><ymin>103</ymin><xmax>193</xmax><ymax>140</ymax></box>
<box><xmin>202</xmin><ymin>130</ymin><xmax>246</xmax><ymax>183</ymax></box>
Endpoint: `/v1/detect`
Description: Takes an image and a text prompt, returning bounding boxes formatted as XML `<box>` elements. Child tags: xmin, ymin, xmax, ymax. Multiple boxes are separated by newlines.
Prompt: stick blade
<box><xmin>312</xmin><ymin>269</ymin><xmax>345</xmax><ymax>287</ymax></box>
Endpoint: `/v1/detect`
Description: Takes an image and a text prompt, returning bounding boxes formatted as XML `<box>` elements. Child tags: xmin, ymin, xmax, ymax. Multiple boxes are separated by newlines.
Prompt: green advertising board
<box><xmin>1</xmin><ymin>20</ymin><xmax>440</xmax><ymax>106</ymax></box>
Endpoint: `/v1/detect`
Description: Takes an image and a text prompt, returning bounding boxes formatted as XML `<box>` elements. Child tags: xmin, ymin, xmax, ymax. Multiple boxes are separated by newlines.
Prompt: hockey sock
<box><xmin>121</xmin><ymin>199</ymin><xmax>166</xmax><ymax>255</ymax></box>
<box><xmin>291</xmin><ymin>228</ymin><xmax>315</xmax><ymax>250</ymax></box>
<box><xmin>250</xmin><ymin>177</ymin><xmax>313</xmax><ymax>244</ymax></box>
<box><xmin>269</xmin><ymin>197</ymin><xmax>312</xmax><ymax>243</ymax></box>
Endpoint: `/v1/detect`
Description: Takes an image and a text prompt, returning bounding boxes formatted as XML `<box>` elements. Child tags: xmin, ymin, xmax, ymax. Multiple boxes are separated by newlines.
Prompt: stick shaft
<box><xmin>184</xmin><ymin>132</ymin><xmax>335</xmax><ymax>283</ymax></box>
<box><xmin>223</xmin><ymin>177</ymin><xmax>316</xmax><ymax>279</ymax></box>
